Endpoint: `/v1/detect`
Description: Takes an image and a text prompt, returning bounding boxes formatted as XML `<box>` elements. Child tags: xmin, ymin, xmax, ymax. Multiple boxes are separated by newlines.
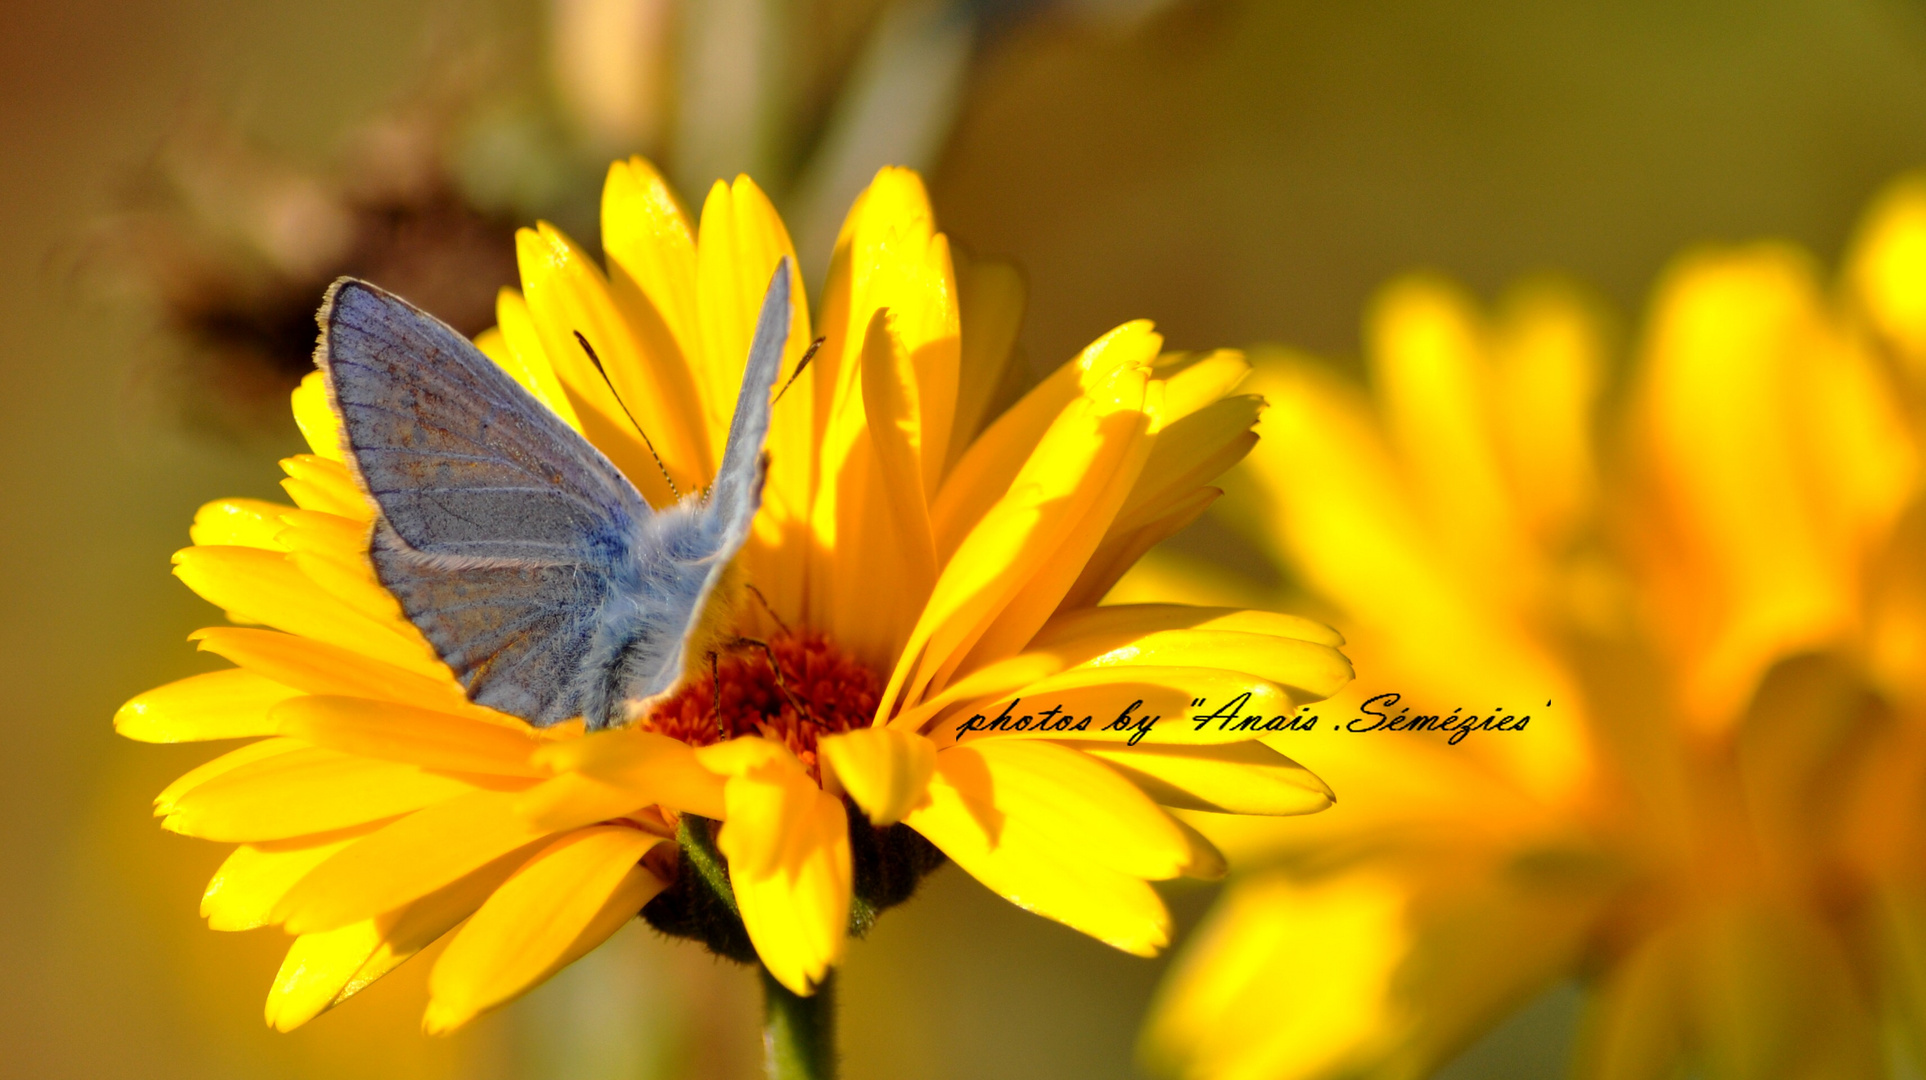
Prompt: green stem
<box><xmin>761</xmin><ymin>967</ymin><xmax>837</xmax><ymax>1080</ymax></box>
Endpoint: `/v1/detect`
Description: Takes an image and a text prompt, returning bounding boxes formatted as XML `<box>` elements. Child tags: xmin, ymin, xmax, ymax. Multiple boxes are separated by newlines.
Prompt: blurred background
<box><xmin>8</xmin><ymin>0</ymin><xmax>1926</xmax><ymax>1076</ymax></box>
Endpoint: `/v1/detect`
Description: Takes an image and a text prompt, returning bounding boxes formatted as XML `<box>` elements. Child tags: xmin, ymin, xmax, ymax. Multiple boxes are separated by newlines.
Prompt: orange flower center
<box><xmin>644</xmin><ymin>629</ymin><xmax>881</xmax><ymax>778</ymax></box>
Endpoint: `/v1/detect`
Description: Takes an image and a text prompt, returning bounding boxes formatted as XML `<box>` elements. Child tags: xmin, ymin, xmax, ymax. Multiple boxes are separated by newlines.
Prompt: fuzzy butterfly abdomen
<box><xmin>581</xmin><ymin>502</ymin><xmax>754</xmax><ymax>728</ymax></box>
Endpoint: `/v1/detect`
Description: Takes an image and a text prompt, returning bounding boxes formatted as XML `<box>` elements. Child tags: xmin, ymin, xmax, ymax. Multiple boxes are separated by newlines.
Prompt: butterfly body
<box><xmin>317</xmin><ymin>265</ymin><xmax>791</xmax><ymax>730</ymax></box>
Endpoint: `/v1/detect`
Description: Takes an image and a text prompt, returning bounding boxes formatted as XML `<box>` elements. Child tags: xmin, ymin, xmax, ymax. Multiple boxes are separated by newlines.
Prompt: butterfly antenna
<box><xmin>772</xmin><ymin>336</ymin><xmax>826</xmax><ymax>405</ymax></box>
<box><xmin>574</xmin><ymin>330</ymin><xmax>682</xmax><ymax>501</ymax></box>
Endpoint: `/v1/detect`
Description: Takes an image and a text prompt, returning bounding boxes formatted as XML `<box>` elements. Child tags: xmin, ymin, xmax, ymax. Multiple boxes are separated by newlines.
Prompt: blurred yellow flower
<box><xmin>118</xmin><ymin>157</ymin><xmax>1355</xmax><ymax>1034</ymax></box>
<box><xmin>1139</xmin><ymin>175</ymin><xmax>1926</xmax><ymax>1080</ymax></box>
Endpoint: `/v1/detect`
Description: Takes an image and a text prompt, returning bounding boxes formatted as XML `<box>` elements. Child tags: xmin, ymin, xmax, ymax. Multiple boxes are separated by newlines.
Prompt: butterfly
<box><xmin>316</xmin><ymin>260</ymin><xmax>793</xmax><ymax>731</ymax></box>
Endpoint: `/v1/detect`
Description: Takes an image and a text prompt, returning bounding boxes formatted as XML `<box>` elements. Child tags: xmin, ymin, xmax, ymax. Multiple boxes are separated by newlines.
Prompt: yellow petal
<box><xmin>190</xmin><ymin>626</ymin><xmax>484</xmax><ymax>722</ymax></box>
<box><xmin>1368</xmin><ymin>276</ymin><xmax>1533</xmax><ymax>610</ymax></box>
<box><xmin>1491</xmin><ymin>280</ymin><xmax>1604</xmax><ymax>545</ymax></box>
<box><xmin>264</xmin><ymin>851</ymin><xmax>528</xmax><ymax>1031</ymax></box>
<box><xmin>1115</xmin><ymin>394</ymin><xmax>1259</xmax><ymax>531</ymax></box>
<box><xmin>1071</xmin><ymin>740</ymin><xmax>1332</xmax><ymax>816</ymax></box>
<box><xmin>284</xmin><ymin>547</ymin><xmax>408</xmax><ymax>629</ymax></box>
<box><xmin>1801</xmin><ymin>335</ymin><xmax>1917</xmax><ymax>568</ymax></box>
<box><xmin>710</xmin><ymin>740</ymin><xmax>817</xmax><ymax>877</ymax></box>
<box><xmin>279</xmin><ymin>454</ymin><xmax>370</xmax><ymax>520</ymax></box>
<box><xmin>1140</xmin><ymin>871</ymin><xmax>1408</xmax><ymax>1080</ymax></box>
<box><xmin>814</xmin><ymin>169</ymin><xmax>958</xmax><ymax>521</ymax></box>
<box><xmin>173</xmin><ymin>547</ymin><xmax>441</xmax><ymax>677</ymax></box>
<box><xmin>928</xmin><ymin>354</ymin><xmax>1096</xmax><ymax>547</ymax></box>
<box><xmin>272</xmin><ymin>695</ymin><xmax>545</xmax><ymax>777</ymax></box>
<box><xmin>273</xmin><ymin>508</ymin><xmax>368</xmax><ymax>565</ymax></box>
<box><xmin>857</xmin><ymin>310</ymin><xmax>939</xmax><ymax>628</ymax></box>
<box><xmin>696</xmin><ymin>738</ymin><xmax>850</xmax><ymax>992</ymax></box>
<box><xmin>819</xmin><ymin>296</ymin><xmax>952</xmax><ymax>665</ymax></box>
<box><xmin>513</xmin><ymin>772</ymin><xmax>670</xmax><ymax>833</ymax></box>
<box><xmin>272</xmin><ymin>789</ymin><xmax>554</xmax><ymax>933</ymax></box>
<box><xmin>189</xmin><ymin>498</ymin><xmax>293</xmax><ymax>550</ymax></box>
<box><xmin>886</xmin><ymin>357</ymin><xmax>1155</xmax><ymax>718</ymax></box>
<box><xmin>683</xmin><ymin>174</ymin><xmax>814</xmax><ymax>625</ymax></box>
<box><xmin>602</xmin><ymin>157</ymin><xmax>700</xmax><ymax>377</ymax></box>
<box><xmin>292</xmin><ymin>371</ymin><xmax>345</xmax><ymax>462</ymax></box>
<box><xmin>491</xmin><ymin>287</ymin><xmax>584</xmax><ymax>431</ymax></box>
<box><xmin>1036</xmin><ymin>603</ymin><xmax>1344</xmax><ymax>649</ymax></box>
<box><xmin>693</xmin><ymin>174</ymin><xmax>809</xmax><ymax>458</ymax></box>
<box><xmin>819</xmin><ymin>727</ymin><xmax>937</xmax><ymax>825</ymax></box>
<box><xmin>265</xmin><ymin>920</ymin><xmax>385</xmax><ymax>1032</ymax></box>
<box><xmin>537</xmin><ymin>723</ymin><xmax>709</xmax><ymax>778</ymax></box>
<box><xmin>1849</xmin><ymin>170</ymin><xmax>1926</xmax><ymax>371</ymax></box>
<box><xmin>723</xmin><ymin>768</ymin><xmax>851</xmax><ymax>996</ymax></box>
<box><xmin>425</xmin><ymin>826</ymin><xmax>666</xmax><ymax>1032</ymax></box>
<box><xmin>115</xmin><ymin>667</ymin><xmax>300</xmax><ymax>743</ymax></box>
<box><xmin>1235</xmin><ymin>355</ymin><xmax>1453</xmax><ymax>623</ymax></box>
<box><xmin>887</xmin><ymin>651</ymin><xmax>1070</xmax><ymax>735</ymax></box>
<box><xmin>1240</xmin><ymin>353</ymin><xmax>1589</xmax><ymax>800</ymax></box>
<box><xmin>1154</xmin><ymin>349</ymin><xmax>1252</xmax><ymax>420</ymax></box>
<box><xmin>473</xmin><ymin>325</ymin><xmax>510</xmax><ymax>364</ymax></box>
<box><xmin>162</xmin><ymin>746</ymin><xmax>486</xmax><ymax>842</ymax></box>
<box><xmin>1063</xmin><ymin>627</ymin><xmax>1352</xmax><ymax>704</ymax></box>
<box><xmin>1056</xmin><ymin>487</ymin><xmax>1219</xmax><ymax>611</ymax></box>
<box><xmin>970</xmin><ymin>739</ymin><xmax>1193</xmax><ymax>879</ymax></box>
<box><xmin>904</xmin><ymin>746</ymin><xmax>1170</xmax><ymax>955</ymax></box>
<box><xmin>803</xmin><ymin>201</ymin><xmax>865</xmax><ymax>633</ymax></box>
<box><xmin>477</xmin><ymin>308</ymin><xmax>575</xmax><ymax>427</ymax></box>
<box><xmin>930</xmin><ymin>320</ymin><xmax>1161</xmax><ymax>562</ymax></box>
<box><xmin>153</xmin><ymin>737</ymin><xmax>307</xmax><ymax>815</ymax></box>
<box><xmin>1633</xmin><ymin>246</ymin><xmax>1865</xmax><ymax>729</ymax></box>
<box><xmin>202</xmin><ymin>826</ymin><xmax>377</xmax><ymax>931</ymax></box>
<box><xmin>951</xmin><ymin>368</ymin><xmax>1159</xmax><ymax>684</ymax></box>
<box><xmin>1869</xmin><ymin>507</ymin><xmax>1926</xmax><ymax>711</ymax></box>
<box><xmin>1168</xmin><ymin>815</ymin><xmax>1227</xmax><ymax>880</ymax></box>
<box><xmin>691</xmin><ymin>733</ymin><xmax>791</xmax><ymax>777</ymax></box>
<box><xmin>821</xmin><ymin>435</ymin><xmax>902</xmax><ymax>668</ymax></box>
<box><xmin>516</xmin><ymin>223</ymin><xmax>704</xmax><ymax>501</ymax></box>
<box><xmin>519</xmin><ymin>728</ymin><xmax>726</xmax><ymax>828</ymax></box>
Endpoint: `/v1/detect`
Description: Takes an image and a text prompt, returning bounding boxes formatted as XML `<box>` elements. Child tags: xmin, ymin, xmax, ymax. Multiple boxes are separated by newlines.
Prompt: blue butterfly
<box><xmin>316</xmin><ymin>261</ymin><xmax>792</xmax><ymax>730</ymax></box>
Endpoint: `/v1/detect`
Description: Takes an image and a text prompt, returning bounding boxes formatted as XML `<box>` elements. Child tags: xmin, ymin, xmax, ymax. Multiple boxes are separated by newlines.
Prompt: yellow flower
<box><xmin>119</xmin><ymin>158</ymin><xmax>1354</xmax><ymax>1033</ymax></box>
<box><xmin>1137</xmin><ymin>177</ymin><xmax>1926</xmax><ymax>1080</ymax></box>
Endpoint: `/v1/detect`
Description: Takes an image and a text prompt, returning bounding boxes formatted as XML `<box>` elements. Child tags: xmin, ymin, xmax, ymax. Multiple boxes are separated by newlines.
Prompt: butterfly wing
<box><xmin>706</xmin><ymin>260</ymin><xmax>790</xmax><ymax>558</ymax></box>
<box><xmin>319</xmin><ymin>278</ymin><xmax>654</xmax><ymax>727</ymax></box>
<box><xmin>320</xmin><ymin>266</ymin><xmax>794</xmax><ymax>731</ymax></box>
<box><xmin>602</xmin><ymin>260</ymin><xmax>793</xmax><ymax>708</ymax></box>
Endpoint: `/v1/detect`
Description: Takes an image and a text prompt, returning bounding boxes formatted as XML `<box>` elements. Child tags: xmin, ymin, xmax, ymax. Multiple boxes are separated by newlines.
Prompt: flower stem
<box><xmin>761</xmin><ymin>967</ymin><xmax>836</xmax><ymax>1080</ymax></box>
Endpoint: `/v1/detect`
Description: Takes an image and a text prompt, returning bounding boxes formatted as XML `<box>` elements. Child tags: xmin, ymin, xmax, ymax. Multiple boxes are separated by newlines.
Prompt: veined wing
<box><xmin>319</xmin><ymin>279</ymin><xmax>650</xmax><ymax>726</ymax></box>
<box><xmin>594</xmin><ymin>260</ymin><xmax>793</xmax><ymax>712</ymax></box>
<box><xmin>322</xmin><ymin>279</ymin><xmax>649</xmax><ymax>564</ymax></box>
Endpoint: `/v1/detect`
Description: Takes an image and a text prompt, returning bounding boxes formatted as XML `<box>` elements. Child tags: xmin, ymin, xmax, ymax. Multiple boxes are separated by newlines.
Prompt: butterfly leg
<box><xmin>709</xmin><ymin>651</ymin><xmax>726</xmax><ymax>741</ymax></box>
<box><xmin>742</xmin><ymin>582</ymin><xmax>790</xmax><ymax>635</ymax></box>
<box><xmin>731</xmin><ymin>636</ymin><xmax>820</xmax><ymax>728</ymax></box>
